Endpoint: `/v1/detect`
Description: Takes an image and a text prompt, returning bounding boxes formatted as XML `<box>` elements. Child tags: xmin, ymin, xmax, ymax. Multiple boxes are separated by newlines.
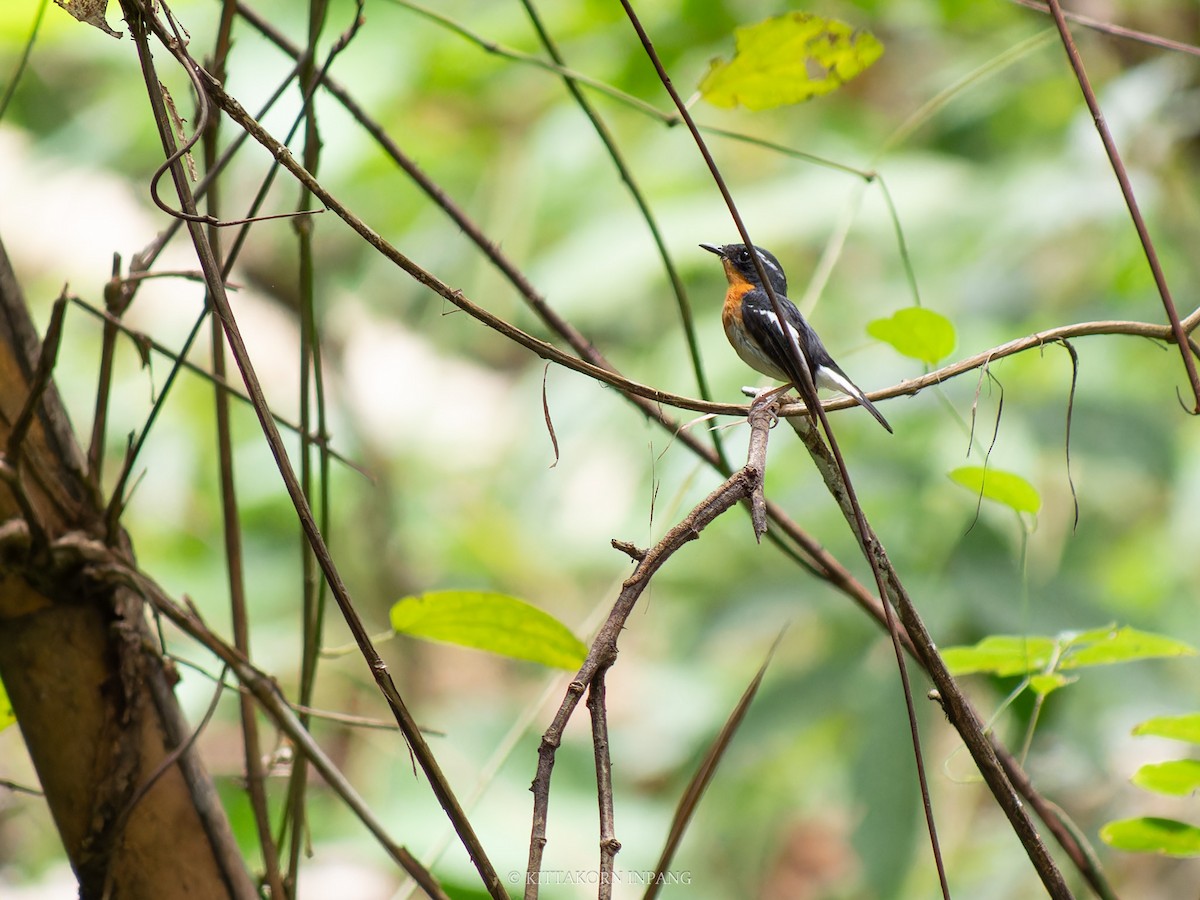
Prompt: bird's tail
<box><xmin>815</xmin><ymin>366</ymin><xmax>893</xmax><ymax>433</ymax></box>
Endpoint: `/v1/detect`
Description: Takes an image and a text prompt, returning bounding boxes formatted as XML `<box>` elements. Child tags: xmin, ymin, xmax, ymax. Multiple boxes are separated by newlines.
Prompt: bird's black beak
<box><xmin>699</xmin><ymin>243</ymin><xmax>725</xmax><ymax>258</ymax></box>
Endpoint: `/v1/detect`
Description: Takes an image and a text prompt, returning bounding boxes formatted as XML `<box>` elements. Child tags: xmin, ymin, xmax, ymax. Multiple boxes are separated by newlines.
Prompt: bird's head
<box><xmin>700</xmin><ymin>243</ymin><xmax>787</xmax><ymax>295</ymax></box>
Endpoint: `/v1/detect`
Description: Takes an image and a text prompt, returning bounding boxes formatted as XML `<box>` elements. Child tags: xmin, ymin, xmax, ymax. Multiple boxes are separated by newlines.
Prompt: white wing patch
<box><xmin>814</xmin><ymin>364</ymin><xmax>865</xmax><ymax>402</ymax></box>
<box><xmin>749</xmin><ymin>306</ymin><xmax>863</xmax><ymax>401</ymax></box>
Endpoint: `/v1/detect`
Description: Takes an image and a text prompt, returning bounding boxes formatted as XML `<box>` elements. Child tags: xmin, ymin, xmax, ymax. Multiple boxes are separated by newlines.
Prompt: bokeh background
<box><xmin>1</xmin><ymin>0</ymin><xmax>1199</xmax><ymax>896</ymax></box>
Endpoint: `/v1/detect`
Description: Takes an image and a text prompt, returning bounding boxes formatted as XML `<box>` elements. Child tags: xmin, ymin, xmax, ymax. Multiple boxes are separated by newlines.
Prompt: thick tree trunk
<box><xmin>0</xmin><ymin>236</ymin><xmax>255</xmax><ymax>899</ymax></box>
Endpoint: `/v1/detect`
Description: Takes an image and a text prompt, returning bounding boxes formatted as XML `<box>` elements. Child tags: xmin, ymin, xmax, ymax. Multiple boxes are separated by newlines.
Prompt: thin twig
<box><xmin>1010</xmin><ymin>0</ymin><xmax>1200</xmax><ymax>57</ymax></box>
<box><xmin>1</xmin><ymin>292</ymin><xmax>69</xmax><ymax>548</ymax></box>
<box><xmin>7</xmin><ymin>292</ymin><xmax>67</xmax><ymax>463</ymax></box>
<box><xmin>1041</xmin><ymin>0</ymin><xmax>1200</xmax><ymax>410</ymax></box>
<box><xmin>0</xmin><ymin>0</ymin><xmax>49</xmax><ymax>123</ymax></box>
<box><xmin>586</xmin><ymin>678</ymin><xmax>619</xmax><ymax>900</ymax></box>
<box><xmin>524</xmin><ymin>404</ymin><xmax>772</xmax><ymax>897</ymax></box>
<box><xmin>285</xmin><ymin>0</ymin><xmax>336</xmax><ymax>889</ymax></box>
<box><xmin>199</xmin><ymin>17</ymin><xmax>286</xmax><ymax>890</ymax></box>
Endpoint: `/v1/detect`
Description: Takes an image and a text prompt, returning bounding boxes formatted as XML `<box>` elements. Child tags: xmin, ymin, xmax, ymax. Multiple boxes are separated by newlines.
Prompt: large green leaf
<box><xmin>867</xmin><ymin>307</ymin><xmax>956</xmax><ymax>364</ymax></box>
<box><xmin>949</xmin><ymin>466</ymin><xmax>1041</xmax><ymax>515</ymax></box>
<box><xmin>1101</xmin><ymin>817</ymin><xmax>1200</xmax><ymax>857</ymax></box>
<box><xmin>389</xmin><ymin>591</ymin><xmax>586</xmax><ymax>670</ymax></box>
<box><xmin>699</xmin><ymin>13</ymin><xmax>883</xmax><ymax>111</ymax></box>
<box><xmin>1133</xmin><ymin>713</ymin><xmax>1200</xmax><ymax>745</ymax></box>
<box><xmin>1131</xmin><ymin>760</ymin><xmax>1200</xmax><ymax>797</ymax></box>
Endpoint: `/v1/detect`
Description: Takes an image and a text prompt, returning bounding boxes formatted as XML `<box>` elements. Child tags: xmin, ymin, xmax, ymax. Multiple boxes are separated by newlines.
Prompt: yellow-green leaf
<box><xmin>1133</xmin><ymin>713</ymin><xmax>1200</xmax><ymax>745</ymax></box>
<box><xmin>1101</xmin><ymin>817</ymin><xmax>1200</xmax><ymax>856</ymax></box>
<box><xmin>949</xmin><ymin>466</ymin><xmax>1041</xmax><ymax>515</ymax></box>
<box><xmin>867</xmin><ymin>307</ymin><xmax>956</xmax><ymax>364</ymax></box>
<box><xmin>943</xmin><ymin>627</ymin><xmax>1195</xmax><ymax>680</ymax></box>
<box><xmin>1059</xmin><ymin>626</ymin><xmax>1196</xmax><ymax>670</ymax></box>
<box><xmin>1029</xmin><ymin>672</ymin><xmax>1076</xmax><ymax>696</ymax></box>
<box><xmin>389</xmin><ymin>591</ymin><xmax>586</xmax><ymax>670</ymax></box>
<box><xmin>699</xmin><ymin>13</ymin><xmax>883</xmax><ymax>111</ymax></box>
<box><xmin>0</xmin><ymin>677</ymin><xmax>13</xmax><ymax>731</ymax></box>
<box><xmin>942</xmin><ymin>635</ymin><xmax>1056</xmax><ymax>677</ymax></box>
<box><xmin>1132</xmin><ymin>760</ymin><xmax>1200</xmax><ymax>797</ymax></box>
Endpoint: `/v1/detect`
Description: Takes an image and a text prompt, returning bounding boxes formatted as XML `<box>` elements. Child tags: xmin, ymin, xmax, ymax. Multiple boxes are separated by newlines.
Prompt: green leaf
<box><xmin>941</xmin><ymin>635</ymin><xmax>1056</xmax><ymax>677</ymax></box>
<box><xmin>1101</xmin><ymin>817</ymin><xmax>1200</xmax><ymax>856</ymax></box>
<box><xmin>1028</xmin><ymin>673</ymin><xmax>1076</xmax><ymax>696</ymax></box>
<box><xmin>699</xmin><ymin>13</ymin><xmax>883</xmax><ymax>111</ymax></box>
<box><xmin>1131</xmin><ymin>760</ymin><xmax>1200</xmax><ymax>797</ymax></box>
<box><xmin>866</xmin><ymin>307</ymin><xmax>956</xmax><ymax>364</ymax></box>
<box><xmin>1133</xmin><ymin>713</ymin><xmax>1200</xmax><ymax>745</ymax></box>
<box><xmin>1058</xmin><ymin>626</ymin><xmax>1196</xmax><ymax>670</ymax></box>
<box><xmin>0</xmin><ymin>677</ymin><xmax>13</xmax><ymax>732</ymax></box>
<box><xmin>948</xmin><ymin>466</ymin><xmax>1041</xmax><ymax>515</ymax></box>
<box><xmin>389</xmin><ymin>591</ymin><xmax>586</xmax><ymax>670</ymax></box>
<box><xmin>943</xmin><ymin>627</ymin><xmax>1195</xmax><ymax>680</ymax></box>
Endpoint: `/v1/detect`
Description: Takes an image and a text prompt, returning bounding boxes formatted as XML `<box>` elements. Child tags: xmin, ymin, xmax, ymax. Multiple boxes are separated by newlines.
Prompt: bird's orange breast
<box><xmin>720</xmin><ymin>279</ymin><xmax>754</xmax><ymax>334</ymax></box>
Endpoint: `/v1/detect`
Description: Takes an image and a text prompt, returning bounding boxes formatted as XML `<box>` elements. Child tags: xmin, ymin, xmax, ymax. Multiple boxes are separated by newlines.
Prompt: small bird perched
<box><xmin>701</xmin><ymin>242</ymin><xmax>892</xmax><ymax>433</ymax></box>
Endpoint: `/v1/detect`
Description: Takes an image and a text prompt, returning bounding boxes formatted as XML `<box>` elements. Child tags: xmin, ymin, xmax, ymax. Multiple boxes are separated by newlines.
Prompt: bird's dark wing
<box><xmin>738</xmin><ymin>289</ymin><xmax>824</xmax><ymax>387</ymax></box>
<box><xmin>740</xmin><ymin>289</ymin><xmax>893</xmax><ymax>432</ymax></box>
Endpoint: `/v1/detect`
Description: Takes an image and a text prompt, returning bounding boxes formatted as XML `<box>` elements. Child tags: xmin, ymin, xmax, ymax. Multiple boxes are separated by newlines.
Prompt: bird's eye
<box><xmin>737</xmin><ymin>250</ymin><xmax>750</xmax><ymax>263</ymax></box>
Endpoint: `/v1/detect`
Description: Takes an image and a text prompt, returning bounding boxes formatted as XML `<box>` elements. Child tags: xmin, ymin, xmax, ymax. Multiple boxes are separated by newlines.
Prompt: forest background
<box><xmin>0</xmin><ymin>0</ymin><xmax>1198</xmax><ymax>898</ymax></box>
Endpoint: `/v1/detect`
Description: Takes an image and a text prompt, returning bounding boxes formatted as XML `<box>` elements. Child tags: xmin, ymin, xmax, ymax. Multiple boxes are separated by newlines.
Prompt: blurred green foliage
<box><xmin>1</xmin><ymin>0</ymin><xmax>1200</xmax><ymax>897</ymax></box>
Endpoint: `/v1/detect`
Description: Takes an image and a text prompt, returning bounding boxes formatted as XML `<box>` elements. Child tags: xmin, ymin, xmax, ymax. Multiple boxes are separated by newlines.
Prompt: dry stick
<box><xmin>108</xmin><ymin>28</ymin><xmax>354</xmax><ymax>532</ymax></box>
<box><xmin>744</xmin><ymin>442</ymin><xmax>1117</xmax><ymax>898</ymax></box>
<box><xmin>1041</xmin><ymin>0</ymin><xmax>1200</xmax><ymax>410</ymax></box>
<box><xmin>790</xmin><ymin>416</ymin><xmax>1075</xmax><ymax>897</ymax></box>
<box><xmin>103</xmin><ymin>60</ymin><xmax>325</xmax><ymax>540</ymax></box>
<box><xmin>117</xmin><ymin>3</ymin><xmax>504</xmax><ymax>896</ymax></box>
<box><xmin>586</xmin><ymin>678</ymin><xmax>619</xmax><ymax>900</ymax></box>
<box><xmin>524</xmin><ymin>403</ymin><xmax>774</xmax><ymax>898</ymax></box>
<box><xmin>1</xmin><ymin>293</ymin><xmax>68</xmax><ymax>549</ymax></box>
<box><xmin>86</xmin><ymin>258</ymin><xmax>124</xmax><ymax>486</ymax></box>
<box><xmin>178</xmin><ymin>15</ymin><xmax>1143</xmax><ymax>895</ymax></box>
<box><xmin>1009</xmin><ymin>0</ymin><xmax>1200</xmax><ymax>57</ymax></box>
<box><xmin>285</xmin><ymin>0</ymin><xmax>341</xmax><ymax>888</ymax></box>
<box><xmin>199</xmin><ymin>32</ymin><xmax>286</xmax><ymax>893</ymax></box>
<box><xmin>613</xmin><ymin>2</ymin><xmax>954</xmax><ymax>895</ymax></box>
<box><xmin>7</xmin><ymin>293</ymin><xmax>67</xmax><ymax>466</ymax></box>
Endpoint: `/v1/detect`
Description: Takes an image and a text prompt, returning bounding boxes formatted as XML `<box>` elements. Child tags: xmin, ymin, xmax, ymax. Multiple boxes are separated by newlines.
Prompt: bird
<box><xmin>701</xmin><ymin>242</ymin><xmax>892</xmax><ymax>433</ymax></box>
